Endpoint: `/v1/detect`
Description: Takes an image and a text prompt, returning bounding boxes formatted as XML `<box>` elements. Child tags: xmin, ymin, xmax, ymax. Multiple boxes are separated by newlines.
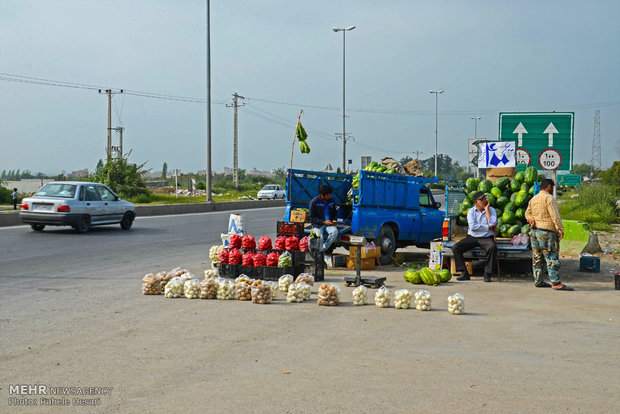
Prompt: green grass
<box><xmin>128</xmin><ymin>189</ymin><xmax>271</xmax><ymax>204</ymax></box>
<box><xmin>558</xmin><ymin>184</ymin><xmax>618</xmax><ymax>232</ymax></box>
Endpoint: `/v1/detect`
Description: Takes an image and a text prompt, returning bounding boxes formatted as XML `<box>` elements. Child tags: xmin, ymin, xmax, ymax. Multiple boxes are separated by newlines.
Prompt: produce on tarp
<box><xmin>258</xmin><ymin>236</ymin><xmax>272</xmax><ymax>251</ymax></box>
<box><xmin>229</xmin><ymin>234</ymin><xmax>242</xmax><ymax>249</ymax></box>
<box><xmin>241</xmin><ymin>234</ymin><xmax>256</xmax><ymax>250</ymax></box>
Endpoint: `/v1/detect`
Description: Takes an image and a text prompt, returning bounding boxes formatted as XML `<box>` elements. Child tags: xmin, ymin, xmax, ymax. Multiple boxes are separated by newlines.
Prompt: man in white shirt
<box><xmin>453</xmin><ymin>191</ymin><xmax>498</xmax><ymax>282</ymax></box>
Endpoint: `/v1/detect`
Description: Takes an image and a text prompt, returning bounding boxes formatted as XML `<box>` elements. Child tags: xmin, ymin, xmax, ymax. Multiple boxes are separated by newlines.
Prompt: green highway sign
<box><xmin>498</xmin><ymin>112</ymin><xmax>574</xmax><ymax>171</ymax></box>
<box><xmin>557</xmin><ymin>174</ymin><xmax>582</xmax><ymax>187</ymax></box>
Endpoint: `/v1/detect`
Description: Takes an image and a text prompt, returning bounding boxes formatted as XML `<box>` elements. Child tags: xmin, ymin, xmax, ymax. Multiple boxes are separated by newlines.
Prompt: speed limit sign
<box><xmin>539</xmin><ymin>148</ymin><xmax>562</xmax><ymax>170</ymax></box>
<box><xmin>516</xmin><ymin>148</ymin><xmax>531</xmax><ymax>166</ymax></box>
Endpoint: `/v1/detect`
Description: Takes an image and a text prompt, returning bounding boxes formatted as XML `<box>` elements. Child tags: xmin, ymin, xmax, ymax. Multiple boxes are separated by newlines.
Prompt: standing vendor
<box><xmin>309</xmin><ymin>185</ymin><xmax>338</xmax><ymax>251</ymax></box>
<box><xmin>453</xmin><ymin>191</ymin><xmax>498</xmax><ymax>282</ymax></box>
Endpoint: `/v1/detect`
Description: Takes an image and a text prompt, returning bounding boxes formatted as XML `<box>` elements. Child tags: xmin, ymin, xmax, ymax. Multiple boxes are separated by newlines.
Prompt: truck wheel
<box><xmin>376</xmin><ymin>225</ymin><xmax>396</xmax><ymax>265</ymax></box>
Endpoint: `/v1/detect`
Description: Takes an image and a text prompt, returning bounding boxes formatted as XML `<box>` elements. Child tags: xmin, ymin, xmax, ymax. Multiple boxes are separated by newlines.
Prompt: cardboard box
<box><xmin>330</xmin><ymin>253</ymin><xmax>348</xmax><ymax>268</ymax></box>
<box><xmin>290</xmin><ymin>210</ymin><xmax>308</xmax><ymax>223</ymax></box>
<box><xmin>429</xmin><ymin>241</ymin><xmax>444</xmax><ymax>271</ymax></box>
<box><xmin>346</xmin><ymin>257</ymin><xmax>376</xmax><ymax>270</ymax></box>
<box><xmin>486</xmin><ymin>167</ymin><xmax>516</xmax><ymax>182</ymax></box>
<box><xmin>349</xmin><ymin>245</ymin><xmax>379</xmax><ymax>259</ymax></box>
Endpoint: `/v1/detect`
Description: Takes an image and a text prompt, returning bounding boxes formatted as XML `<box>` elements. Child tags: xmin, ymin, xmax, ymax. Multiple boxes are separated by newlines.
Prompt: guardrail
<box><xmin>0</xmin><ymin>199</ymin><xmax>285</xmax><ymax>227</ymax></box>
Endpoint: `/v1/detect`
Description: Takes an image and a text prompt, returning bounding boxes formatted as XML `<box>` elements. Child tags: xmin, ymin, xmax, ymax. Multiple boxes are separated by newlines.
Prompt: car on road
<box><xmin>257</xmin><ymin>184</ymin><xmax>285</xmax><ymax>200</ymax></box>
<box><xmin>20</xmin><ymin>181</ymin><xmax>136</xmax><ymax>233</ymax></box>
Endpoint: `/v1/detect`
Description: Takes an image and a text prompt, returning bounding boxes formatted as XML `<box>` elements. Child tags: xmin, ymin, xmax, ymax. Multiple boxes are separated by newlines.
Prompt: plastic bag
<box><xmin>142</xmin><ymin>273</ymin><xmax>162</xmax><ymax>295</ymax></box>
<box><xmin>251</xmin><ymin>283</ymin><xmax>272</xmax><ymax>304</ymax></box>
<box><xmin>295</xmin><ymin>273</ymin><xmax>315</xmax><ymax>286</ymax></box>
<box><xmin>414</xmin><ymin>289</ymin><xmax>431</xmax><ymax>311</ymax></box>
<box><xmin>209</xmin><ymin>245</ymin><xmax>223</xmax><ymax>262</ymax></box>
<box><xmin>278</xmin><ymin>274</ymin><xmax>293</xmax><ymax>292</ymax></box>
<box><xmin>184</xmin><ymin>279</ymin><xmax>201</xmax><ymax>299</ymax></box>
<box><xmin>204</xmin><ymin>268</ymin><xmax>219</xmax><ymax>279</ymax></box>
<box><xmin>317</xmin><ymin>283</ymin><xmax>340</xmax><ymax>306</ymax></box>
<box><xmin>286</xmin><ymin>283</ymin><xmax>305</xmax><ymax>303</ymax></box>
<box><xmin>374</xmin><ymin>286</ymin><xmax>391</xmax><ymax>308</ymax></box>
<box><xmin>200</xmin><ymin>278</ymin><xmax>218</xmax><ymax>299</ymax></box>
<box><xmin>266</xmin><ymin>281</ymin><xmax>278</xmax><ymax>300</ymax></box>
<box><xmin>352</xmin><ymin>285</ymin><xmax>367</xmax><ymax>306</ymax></box>
<box><xmin>216</xmin><ymin>279</ymin><xmax>235</xmax><ymax>300</ymax></box>
<box><xmin>448</xmin><ymin>293</ymin><xmax>465</xmax><ymax>315</ymax></box>
<box><xmin>236</xmin><ymin>281</ymin><xmax>252</xmax><ymax>301</ymax></box>
<box><xmin>394</xmin><ymin>289</ymin><xmax>412</xmax><ymax>309</ymax></box>
<box><xmin>278</xmin><ymin>251</ymin><xmax>292</xmax><ymax>267</ymax></box>
<box><xmin>158</xmin><ymin>271</ymin><xmax>173</xmax><ymax>292</ymax></box>
<box><xmin>164</xmin><ymin>276</ymin><xmax>183</xmax><ymax>298</ymax></box>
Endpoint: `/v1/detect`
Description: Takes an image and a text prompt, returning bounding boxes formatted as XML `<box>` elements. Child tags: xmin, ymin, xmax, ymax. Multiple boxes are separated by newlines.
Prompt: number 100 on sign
<box><xmin>539</xmin><ymin>149</ymin><xmax>562</xmax><ymax>170</ymax></box>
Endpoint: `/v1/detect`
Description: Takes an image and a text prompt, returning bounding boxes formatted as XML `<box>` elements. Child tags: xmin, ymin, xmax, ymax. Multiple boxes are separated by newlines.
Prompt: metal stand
<box><xmin>344</xmin><ymin>245</ymin><xmax>385</xmax><ymax>288</ymax></box>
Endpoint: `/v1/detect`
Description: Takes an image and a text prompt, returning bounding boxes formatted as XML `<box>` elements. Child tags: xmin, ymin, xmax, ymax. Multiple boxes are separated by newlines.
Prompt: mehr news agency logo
<box><xmin>8</xmin><ymin>384</ymin><xmax>113</xmax><ymax>407</ymax></box>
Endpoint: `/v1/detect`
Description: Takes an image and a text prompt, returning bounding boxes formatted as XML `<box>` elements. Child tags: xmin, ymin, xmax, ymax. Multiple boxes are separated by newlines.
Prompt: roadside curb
<box><xmin>0</xmin><ymin>199</ymin><xmax>285</xmax><ymax>227</ymax></box>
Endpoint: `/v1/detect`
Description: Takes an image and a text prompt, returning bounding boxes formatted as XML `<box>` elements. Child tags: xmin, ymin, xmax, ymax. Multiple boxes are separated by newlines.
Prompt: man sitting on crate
<box><xmin>309</xmin><ymin>185</ymin><xmax>338</xmax><ymax>252</ymax></box>
<box><xmin>453</xmin><ymin>191</ymin><xmax>498</xmax><ymax>282</ymax></box>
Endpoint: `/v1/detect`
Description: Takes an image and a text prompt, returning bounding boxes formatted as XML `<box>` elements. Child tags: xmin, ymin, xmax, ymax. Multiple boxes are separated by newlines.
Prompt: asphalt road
<box><xmin>0</xmin><ymin>207</ymin><xmax>287</xmax><ymax>291</ymax></box>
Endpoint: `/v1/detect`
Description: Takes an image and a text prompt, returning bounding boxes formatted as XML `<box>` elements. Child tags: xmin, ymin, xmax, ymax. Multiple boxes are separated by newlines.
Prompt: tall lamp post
<box><xmin>429</xmin><ymin>89</ymin><xmax>444</xmax><ymax>177</ymax></box>
<box><xmin>471</xmin><ymin>116</ymin><xmax>481</xmax><ymax>178</ymax></box>
<box><xmin>333</xmin><ymin>25</ymin><xmax>356</xmax><ymax>173</ymax></box>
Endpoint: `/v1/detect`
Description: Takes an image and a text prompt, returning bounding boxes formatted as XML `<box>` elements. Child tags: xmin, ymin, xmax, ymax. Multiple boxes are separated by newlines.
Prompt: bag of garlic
<box><xmin>374</xmin><ymin>286</ymin><xmax>391</xmax><ymax>308</ymax></box>
<box><xmin>266</xmin><ymin>281</ymin><xmax>278</xmax><ymax>300</ymax></box>
<box><xmin>317</xmin><ymin>283</ymin><xmax>340</xmax><ymax>306</ymax></box>
<box><xmin>448</xmin><ymin>293</ymin><xmax>465</xmax><ymax>315</ymax></box>
<box><xmin>184</xmin><ymin>279</ymin><xmax>201</xmax><ymax>299</ymax></box>
<box><xmin>209</xmin><ymin>245</ymin><xmax>223</xmax><ymax>263</ymax></box>
<box><xmin>278</xmin><ymin>274</ymin><xmax>293</xmax><ymax>292</ymax></box>
<box><xmin>286</xmin><ymin>283</ymin><xmax>305</xmax><ymax>303</ymax></box>
<box><xmin>164</xmin><ymin>277</ymin><xmax>184</xmax><ymax>298</ymax></box>
<box><xmin>295</xmin><ymin>273</ymin><xmax>315</xmax><ymax>286</ymax></box>
<box><xmin>352</xmin><ymin>285</ymin><xmax>367</xmax><ymax>306</ymax></box>
<box><xmin>204</xmin><ymin>268</ymin><xmax>219</xmax><ymax>279</ymax></box>
<box><xmin>236</xmin><ymin>280</ymin><xmax>252</xmax><ymax>301</ymax></box>
<box><xmin>297</xmin><ymin>281</ymin><xmax>312</xmax><ymax>301</ymax></box>
<box><xmin>200</xmin><ymin>278</ymin><xmax>218</xmax><ymax>299</ymax></box>
<box><xmin>414</xmin><ymin>289</ymin><xmax>432</xmax><ymax>311</ymax></box>
<box><xmin>394</xmin><ymin>289</ymin><xmax>412</xmax><ymax>309</ymax></box>
<box><xmin>251</xmin><ymin>283</ymin><xmax>272</xmax><ymax>304</ymax></box>
<box><xmin>142</xmin><ymin>273</ymin><xmax>162</xmax><ymax>295</ymax></box>
<box><xmin>216</xmin><ymin>279</ymin><xmax>235</xmax><ymax>300</ymax></box>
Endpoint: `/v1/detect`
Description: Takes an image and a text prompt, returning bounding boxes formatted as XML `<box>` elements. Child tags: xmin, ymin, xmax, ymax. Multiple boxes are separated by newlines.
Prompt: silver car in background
<box><xmin>257</xmin><ymin>184</ymin><xmax>286</xmax><ymax>200</ymax></box>
<box><xmin>20</xmin><ymin>181</ymin><xmax>136</xmax><ymax>233</ymax></box>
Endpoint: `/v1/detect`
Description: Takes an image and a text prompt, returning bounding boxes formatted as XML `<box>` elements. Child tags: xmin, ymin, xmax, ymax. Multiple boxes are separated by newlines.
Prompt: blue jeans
<box><xmin>313</xmin><ymin>226</ymin><xmax>338</xmax><ymax>251</ymax></box>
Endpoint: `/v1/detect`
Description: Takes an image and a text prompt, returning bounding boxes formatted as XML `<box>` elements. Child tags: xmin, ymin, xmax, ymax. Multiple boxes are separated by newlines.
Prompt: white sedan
<box><xmin>257</xmin><ymin>184</ymin><xmax>286</xmax><ymax>200</ymax></box>
<box><xmin>20</xmin><ymin>181</ymin><xmax>136</xmax><ymax>233</ymax></box>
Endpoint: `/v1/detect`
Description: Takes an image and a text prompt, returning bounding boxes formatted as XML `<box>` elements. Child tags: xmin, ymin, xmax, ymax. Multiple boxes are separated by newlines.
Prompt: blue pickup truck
<box><xmin>284</xmin><ymin>169</ymin><xmax>444</xmax><ymax>265</ymax></box>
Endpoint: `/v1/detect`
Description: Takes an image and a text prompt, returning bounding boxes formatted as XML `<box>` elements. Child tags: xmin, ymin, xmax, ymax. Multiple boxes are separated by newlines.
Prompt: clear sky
<box><xmin>1</xmin><ymin>0</ymin><xmax>619</xmax><ymax>176</ymax></box>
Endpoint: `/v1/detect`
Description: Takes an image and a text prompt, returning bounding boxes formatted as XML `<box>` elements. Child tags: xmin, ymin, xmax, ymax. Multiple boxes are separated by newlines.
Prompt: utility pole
<box><xmin>591</xmin><ymin>109</ymin><xmax>601</xmax><ymax>174</ymax></box>
<box><xmin>226</xmin><ymin>93</ymin><xmax>245</xmax><ymax>188</ymax></box>
<box><xmin>413</xmin><ymin>150</ymin><xmax>423</xmax><ymax>160</ymax></box>
<box><xmin>112</xmin><ymin>126</ymin><xmax>124</xmax><ymax>158</ymax></box>
<box><xmin>98</xmin><ymin>89</ymin><xmax>123</xmax><ymax>159</ymax></box>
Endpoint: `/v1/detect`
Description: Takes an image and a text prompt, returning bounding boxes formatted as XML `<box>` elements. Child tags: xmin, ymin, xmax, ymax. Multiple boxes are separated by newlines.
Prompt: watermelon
<box><xmin>490</xmin><ymin>187</ymin><xmax>502</xmax><ymax>199</ymax></box>
<box><xmin>499</xmin><ymin>224</ymin><xmax>511</xmax><ymax>237</ymax></box>
<box><xmin>404</xmin><ymin>268</ymin><xmax>422</xmax><ymax>284</ymax></box>
<box><xmin>478</xmin><ymin>179</ymin><xmax>493</xmax><ymax>193</ymax></box>
<box><xmin>494</xmin><ymin>208</ymin><xmax>503</xmax><ymax>219</ymax></box>
<box><xmin>484</xmin><ymin>193</ymin><xmax>496</xmax><ymax>207</ymax></box>
<box><xmin>515</xmin><ymin>190</ymin><xmax>528</xmax><ymax>207</ymax></box>
<box><xmin>466</xmin><ymin>178</ymin><xmax>480</xmax><ymax>192</ymax></box>
<box><xmin>459</xmin><ymin>200</ymin><xmax>472</xmax><ymax>217</ymax></box>
<box><xmin>521</xmin><ymin>223</ymin><xmax>531</xmax><ymax>234</ymax></box>
<box><xmin>510</xmin><ymin>178</ymin><xmax>521</xmax><ymax>192</ymax></box>
<box><xmin>524</xmin><ymin>166</ymin><xmax>538</xmax><ymax>185</ymax></box>
<box><xmin>529</xmin><ymin>185</ymin><xmax>535</xmax><ymax>196</ymax></box>
<box><xmin>495</xmin><ymin>177</ymin><xmax>510</xmax><ymax>191</ymax></box>
<box><xmin>504</xmin><ymin>201</ymin><xmax>517</xmax><ymax>213</ymax></box>
<box><xmin>436</xmin><ymin>269</ymin><xmax>452</xmax><ymax>283</ymax></box>
<box><xmin>420</xmin><ymin>267</ymin><xmax>441</xmax><ymax>286</ymax></box>
<box><xmin>502</xmin><ymin>210</ymin><xmax>516</xmax><ymax>225</ymax></box>
<box><xmin>514</xmin><ymin>219</ymin><xmax>524</xmax><ymax>228</ymax></box>
<box><xmin>503</xmin><ymin>189</ymin><xmax>512</xmax><ymax>198</ymax></box>
<box><xmin>520</xmin><ymin>182</ymin><xmax>530</xmax><ymax>192</ymax></box>
<box><xmin>515</xmin><ymin>172</ymin><xmax>525</xmax><ymax>183</ymax></box>
<box><xmin>496</xmin><ymin>196</ymin><xmax>509</xmax><ymax>209</ymax></box>
<box><xmin>508</xmin><ymin>225</ymin><xmax>521</xmax><ymax>236</ymax></box>
<box><xmin>515</xmin><ymin>208</ymin><xmax>525</xmax><ymax>220</ymax></box>
<box><xmin>467</xmin><ymin>191</ymin><xmax>477</xmax><ymax>202</ymax></box>
<box><xmin>456</xmin><ymin>216</ymin><xmax>468</xmax><ymax>227</ymax></box>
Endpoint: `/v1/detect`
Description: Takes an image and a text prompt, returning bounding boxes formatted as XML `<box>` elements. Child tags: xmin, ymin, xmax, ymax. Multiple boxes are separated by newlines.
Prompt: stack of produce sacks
<box><xmin>352</xmin><ymin>286</ymin><xmax>368</xmax><ymax>306</ymax></box>
<box><xmin>414</xmin><ymin>290</ymin><xmax>432</xmax><ymax>311</ymax></box>
<box><xmin>295</xmin><ymin>273</ymin><xmax>315</xmax><ymax>286</ymax></box>
<box><xmin>394</xmin><ymin>289</ymin><xmax>412</xmax><ymax>309</ymax></box>
<box><xmin>317</xmin><ymin>283</ymin><xmax>340</xmax><ymax>306</ymax></box>
<box><xmin>164</xmin><ymin>277</ymin><xmax>184</xmax><ymax>298</ymax></box>
<box><xmin>184</xmin><ymin>279</ymin><xmax>201</xmax><ymax>299</ymax></box>
<box><xmin>200</xmin><ymin>278</ymin><xmax>218</xmax><ymax>299</ymax></box>
<box><xmin>448</xmin><ymin>293</ymin><xmax>465</xmax><ymax>315</ymax></box>
<box><xmin>286</xmin><ymin>283</ymin><xmax>305</xmax><ymax>303</ymax></box>
<box><xmin>374</xmin><ymin>286</ymin><xmax>391</xmax><ymax>308</ymax></box>
<box><xmin>278</xmin><ymin>275</ymin><xmax>293</xmax><ymax>292</ymax></box>
<box><xmin>158</xmin><ymin>271</ymin><xmax>172</xmax><ymax>292</ymax></box>
<box><xmin>251</xmin><ymin>281</ymin><xmax>272</xmax><ymax>304</ymax></box>
<box><xmin>209</xmin><ymin>245</ymin><xmax>224</xmax><ymax>265</ymax></box>
<box><xmin>204</xmin><ymin>268</ymin><xmax>219</xmax><ymax>279</ymax></box>
<box><xmin>217</xmin><ymin>279</ymin><xmax>235</xmax><ymax>300</ymax></box>
<box><xmin>142</xmin><ymin>273</ymin><xmax>162</xmax><ymax>295</ymax></box>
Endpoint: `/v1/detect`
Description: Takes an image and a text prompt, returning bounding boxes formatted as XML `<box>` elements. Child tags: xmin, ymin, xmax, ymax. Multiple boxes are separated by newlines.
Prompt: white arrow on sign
<box><xmin>512</xmin><ymin>122</ymin><xmax>528</xmax><ymax>146</ymax></box>
<box><xmin>544</xmin><ymin>122</ymin><xmax>558</xmax><ymax>147</ymax></box>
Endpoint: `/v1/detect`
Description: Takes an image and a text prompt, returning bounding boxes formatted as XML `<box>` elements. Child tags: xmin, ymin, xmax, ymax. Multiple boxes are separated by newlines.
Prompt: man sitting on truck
<box><xmin>309</xmin><ymin>185</ymin><xmax>338</xmax><ymax>251</ymax></box>
<box><xmin>453</xmin><ymin>191</ymin><xmax>498</xmax><ymax>282</ymax></box>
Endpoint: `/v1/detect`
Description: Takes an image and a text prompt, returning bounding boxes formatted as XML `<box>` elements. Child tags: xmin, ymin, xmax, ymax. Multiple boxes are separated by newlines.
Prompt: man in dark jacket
<box><xmin>309</xmin><ymin>185</ymin><xmax>338</xmax><ymax>251</ymax></box>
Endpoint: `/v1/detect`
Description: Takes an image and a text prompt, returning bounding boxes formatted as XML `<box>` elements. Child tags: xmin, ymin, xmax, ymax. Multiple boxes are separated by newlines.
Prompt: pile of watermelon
<box><xmin>458</xmin><ymin>166</ymin><xmax>538</xmax><ymax>238</ymax></box>
<box><xmin>404</xmin><ymin>267</ymin><xmax>452</xmax><ymax>286</ymax></box>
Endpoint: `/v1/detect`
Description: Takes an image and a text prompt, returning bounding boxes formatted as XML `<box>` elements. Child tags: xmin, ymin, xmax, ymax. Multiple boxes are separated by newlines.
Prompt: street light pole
<box><xmin>471</xmin><ymin>116</ymin><xmax>481</xmax><ymax>178</ymax></box>
<box><xmin>206</xmin><ymin>0</ymin><xmax>213</xmax><ymax>203</ymax></box>
<box><xmin>429</xmin><ymin>89</ymin><xmax>444</xmax><ymax>177</ymax></box>
<box><xmin>333</xmin><ymin>25</ymin><xmax>355</xmax><ymax>173</ymax></box>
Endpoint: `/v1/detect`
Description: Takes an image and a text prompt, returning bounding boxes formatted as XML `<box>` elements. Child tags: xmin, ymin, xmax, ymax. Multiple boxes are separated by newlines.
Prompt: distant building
<box><xmin>68</xmin><ymin>169</ymin><xmax>89</xmax><ymax>179</ymax></box>
<box><xmin>246</xmin><ymin>168</ymin><xmax>272</xmax><ymax>177</ymax></box>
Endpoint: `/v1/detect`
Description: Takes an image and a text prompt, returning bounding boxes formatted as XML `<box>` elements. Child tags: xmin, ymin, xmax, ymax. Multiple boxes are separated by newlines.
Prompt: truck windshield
<box><xmin>35</xmin><ymin>183</ymin><xmax>77</xmax><ymax>199</ymax></box>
